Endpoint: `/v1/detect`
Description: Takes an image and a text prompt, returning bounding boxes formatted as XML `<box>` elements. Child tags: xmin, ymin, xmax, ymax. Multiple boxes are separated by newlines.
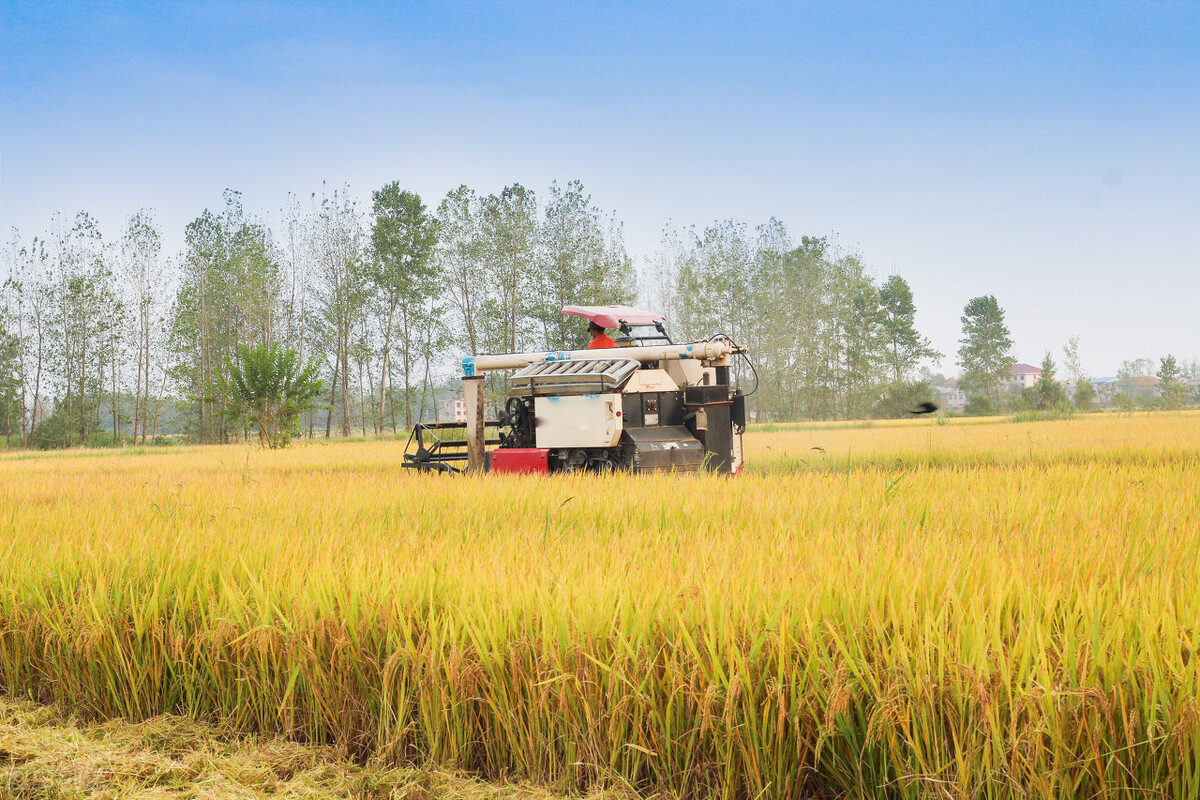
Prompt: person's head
<box><xmin>588</xmin><ymin>321</ymin><xmax>605</xmax><ymax>338</ymax></box>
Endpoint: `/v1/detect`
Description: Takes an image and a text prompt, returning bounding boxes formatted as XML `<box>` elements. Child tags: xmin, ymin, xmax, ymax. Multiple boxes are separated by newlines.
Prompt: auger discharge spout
<box><xmin>461</xmin><ymin>340</ymin><xmax>744</xmax><ymax>377</ymax></box>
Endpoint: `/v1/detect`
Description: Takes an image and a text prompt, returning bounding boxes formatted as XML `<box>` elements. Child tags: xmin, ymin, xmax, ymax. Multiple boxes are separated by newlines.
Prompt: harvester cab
<box><xmin>403</xmin><ymin>305</ymin><xmax>751</xmax><ymax>475</ymax></box>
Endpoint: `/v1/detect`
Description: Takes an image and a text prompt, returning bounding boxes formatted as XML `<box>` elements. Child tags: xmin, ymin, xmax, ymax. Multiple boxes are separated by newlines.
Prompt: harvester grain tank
<box><xmin>403</xmin><ymin>306</ymin><xmax>752</xmax><ymax>475</ymax></box>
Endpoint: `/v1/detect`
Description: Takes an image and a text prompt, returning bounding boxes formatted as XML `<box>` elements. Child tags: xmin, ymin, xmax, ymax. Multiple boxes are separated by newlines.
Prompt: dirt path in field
<box><xmin>0</xmin><ymin>695</ymin><xmax>620</xmax><ymax>800</ymax></box>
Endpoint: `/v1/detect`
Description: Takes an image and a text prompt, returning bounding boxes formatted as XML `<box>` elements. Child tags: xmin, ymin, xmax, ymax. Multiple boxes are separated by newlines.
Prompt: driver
<box><xmin>587</xmin><ymin>321</ymin><xmax>616</xmax><ymax>349</ymax></box>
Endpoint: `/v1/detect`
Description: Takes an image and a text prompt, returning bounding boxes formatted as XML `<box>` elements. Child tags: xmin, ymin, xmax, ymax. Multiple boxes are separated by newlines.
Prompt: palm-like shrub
<box><xmin>225</xmin><ymin>343</ymin><xmax>323</xmax><ymax>448</ymax></box>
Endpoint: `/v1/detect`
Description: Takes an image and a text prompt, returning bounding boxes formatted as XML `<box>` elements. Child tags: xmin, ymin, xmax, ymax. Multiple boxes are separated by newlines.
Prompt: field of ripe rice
<box><xmin>2</xmin><ymin>412</ymin><xmax>1200</xmax><ymax>799</ymax></box>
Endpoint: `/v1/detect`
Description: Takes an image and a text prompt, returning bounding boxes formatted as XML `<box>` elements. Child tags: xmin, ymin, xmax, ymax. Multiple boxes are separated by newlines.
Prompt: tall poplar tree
<box><xmin>1157</xmin><ymin>355</ymin><xmax>1188</xmax><ymax>409</ymax></box>
<box><xmin>537</xmin><ymin>180</ymin><xmax>634</xmax><ymax>350</ymax></box>
<box><xmin>437</xmin><ymin>185</ymin><xmax>485</xmax><ymax>358</ymax></box>
<box><xmin>119</xmin><ymin>210</ymin><xmax>164</xmax><ymax>444</ymax></box>
<box><xmin>309</xmin><ymin>187</ymin><xmax>368</xmax><ymax>437</ymax></box>
<box><xmin>0</xmin><ymin>312</ymin><xmax>20</xmax><ymax>443</ymax></box>
<box><xmin>957</xmin><ymin>295</ymin><xmax>1014</xmax><ymax>406</ymax></box>
<box><xmin>370</xmin><ymin>183</ymin><xmax>439</xmax><ymax>429</ymax></box>
<box><xmin>879</xmin><ymin>274</ymin><xmax>941</xmax><ymax>383</ymax></box>
<box><xmin>171</xmin><ymin>191</ymin><xmax>281</xmax><ymax>442</ymax></box>
<box><xmin>481</xmin><ymin>184</ymin><xmax>539</xmax><ymax>356</ymax></box>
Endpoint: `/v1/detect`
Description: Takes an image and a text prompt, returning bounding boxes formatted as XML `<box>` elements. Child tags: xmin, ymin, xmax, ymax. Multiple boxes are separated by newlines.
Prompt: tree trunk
<box><xmin>29</xmin><ymin>316</ymin><xmax>43</xmax><ymax>447</ymax></box>
<box><xmin>388</xmin><ymin>366</ymin><xmax>397</xmax><ymax>433</ymax></box>
<box><xmin>401</xmin><ymin>306</ymin><xmax>412</xmax><ymax>428</ymax></box>
<box><xmin>111</xmin><ymin>335</ymin><xmax>119</xmax><ymax>444</ymax></box>
<box><xmin>325</xmin><ymin>358</ymin><xmax>339</xmax><ymax>438</ymax></box>
<box><xmin>340</xmin><ymin>332</ymin><xmax>351</xmax><ymax>437</ymax></box>
<box><xmin>358</xmin><ymin>356</ymin><xmax>366</xmax><ymax>436</ymax></box>
<box><xmin>378</xmin><ymin>296</ymin><xmax>397</xmax><ymax>432</ymax></box>
<box><xmin>152</xmin><ymin>366</ymin><xmax>167</xmax><ymax>440</ymax></box>
<box><xmin>79</xmin><ymin>324</ymin><xmax>87</xmax><ymax>446</ymax></box>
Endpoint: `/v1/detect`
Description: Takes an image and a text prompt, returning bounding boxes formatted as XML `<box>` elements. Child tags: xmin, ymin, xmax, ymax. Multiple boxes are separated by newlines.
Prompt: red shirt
<box><xmin>588</xmin><ymin>334</ymin><xmax>615</xmax><ymax>349</ymax></box>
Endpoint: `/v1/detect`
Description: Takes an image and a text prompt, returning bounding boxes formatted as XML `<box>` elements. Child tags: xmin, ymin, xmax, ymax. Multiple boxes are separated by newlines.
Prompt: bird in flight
<box><xmin>909</xmin><ymin>402</ymin><xmax>939</xmax><ymax>415</ymax></box>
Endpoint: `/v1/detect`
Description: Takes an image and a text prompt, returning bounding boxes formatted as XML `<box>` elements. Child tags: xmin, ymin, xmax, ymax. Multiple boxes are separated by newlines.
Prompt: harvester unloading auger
<box><xmin>403</xmin><ymin>305</ymin><xmax>754</xmax><ymax>475</ymax></box>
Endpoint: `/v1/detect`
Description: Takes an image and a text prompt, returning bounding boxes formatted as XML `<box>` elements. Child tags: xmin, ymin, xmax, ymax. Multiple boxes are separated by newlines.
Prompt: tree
<box><xmin>120</xmin><ymin>210</ymin><xmax>164</xmax><ymax>444</ymax></box>
<box><xmin>1073</xmin><ymin>379</ymin><xmax>1097</xmax><ymax>411</ymax></box>
<box><xmin>370</xmin><ymin>183</ymin><xmax>439</xmax><ymax>429</ymax></box>
<box><xmin>5</xmin><ymin>237</ymin><xmax>51</xmax><ymax>445</ymax></box>
<box><xmin>171</xmin><ymin>191</ymin><xmax>281</xmax><ymax>443</ymax></box>
<box><xmin>1060</xmin><ymin>335</ymin><xmax>1095</xmax><ymax>411</ymax></box>
<box><xmin>872</xmin><ymin>380</ymin><xmax>935</xmax><ymax>419</ymax></box>
<box><xmin>44</xmin><ymin>212</ymin><xmax>121</xmax><ymax>447</ymax></box>
<box><xmin>437</xmin><ymin>185</ymin><xmax>485</xmax><ymax>358</ymax></box>
<box><xmin>655</xmin><ymin>227</ymin><xmax>943</xmax><ymax>422</ymax></box>
<box><xmin>1118</xmin><ymin>358</ymin><xmax>1155</xmax><ymax>379</ymax></box>
<box><xmin>1027</xmin><ymin>352</ymin><xmax>1067</xmax><ymax>411</ymax></box>
<box><xmin>224</xmin><ymin>343</ymin><xmax>323</xmax><ymax>448</ymax></box>
<box><xmin>309</xmin><ymin>187</ymin><xmax>369</xmax><ymax>437</ymax></box>
<box><xmin>957</xmin><ymin>295</ymin><xmax>1014</xmax><ymax>406</ymax></box>
<box><xmin>536</xmin><ymin>180</ymin><xmax>633</xmax><ymax>350</ymax></box>
<box><xmin>879</xmin><ymin>274</ymin><xmax>941</xmax><ymax>382</ymax></box>
<box><xmin>481</xmin><ymin>184</ymin><xmax>539</xmax><ymax>356</ymax></box>
<box><xmin>0</xmin><ymin>313</ymin><xmax>21</xmax><ymax>443</ymax></box>
<box><xmin>1157</xmin><ymin>355</ymin><xmax>1188</xmax><ymax>409</ymax></box>
<box><xmin>830</xmin><ymin>259</ymin><xmax>887</xmax><ymax>418</ymax></box>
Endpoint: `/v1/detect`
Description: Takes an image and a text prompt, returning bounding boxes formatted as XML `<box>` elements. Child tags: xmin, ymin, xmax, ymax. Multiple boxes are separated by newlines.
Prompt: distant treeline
<box><xmin>0</xmin><ymin>180</ymin><xmax>944</xmax><ymax>448</ymax></box>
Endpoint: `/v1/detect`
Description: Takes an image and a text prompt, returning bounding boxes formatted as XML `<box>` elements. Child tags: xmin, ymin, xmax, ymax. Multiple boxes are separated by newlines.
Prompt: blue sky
<box><xmin>3</xmin><ymin>1</ymin><xmax>1197</xmax><ymax>375</ymax></box>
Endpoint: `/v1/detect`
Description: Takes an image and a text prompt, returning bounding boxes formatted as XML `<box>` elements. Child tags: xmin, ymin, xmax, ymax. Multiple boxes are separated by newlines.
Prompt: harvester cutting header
<box><xmin>404</xmin><ymin>306</ymin><xmax>752</xmax><ymax>475</ymax></box>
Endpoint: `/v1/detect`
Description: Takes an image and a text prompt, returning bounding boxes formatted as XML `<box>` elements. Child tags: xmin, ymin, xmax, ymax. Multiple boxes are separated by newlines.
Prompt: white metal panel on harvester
<box><xmin>663</xmin><ymin>359</ymin><xmax>705</xmax><ymax>387</ymax></box>
<box><xmin>534</xmin><ymin>393</ymin><xmax>623</xmax><ymax>449</ymax></box>
<box><xmin>623</xmin><ymin>368</ymin><xmax>678</xmax><ymax>393</ymax></box>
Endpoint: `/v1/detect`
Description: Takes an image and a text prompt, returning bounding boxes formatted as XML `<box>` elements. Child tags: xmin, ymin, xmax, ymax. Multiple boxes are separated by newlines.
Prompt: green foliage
<box><xmin>1073</xmin><ymin>379</ymin><xmax>1097</xmax><ymax>412</ymax></box>
<box><xmin>0</xmin><ymin>315</ymin><xmax>21</xmax><ymax>441</ymax></box>
<box><xmin>1156</xmin><ymin>354</ymin><xmax>1189</xmax><ymax>410</ymax></box>
<box><xmin>436</xmin><ymin>185</ymin><xmax>487</xmax><ymax>358</ymax></box>
<box><xmin>965</xmin><ymin>395</ymin><xmax>996</xmax><ymax>417</ymax></box>
<box><xmin>663</xmin><ymin>228</ymin><xmax>935</xmax><ymax>422</ymax></box>
<box><xmin>1118</xmin><ymin>358</ymin><xmax>1155</xmax><ymax>379</ymax></box>
<box><xmin>370</xmin><ymin>184</ymin><xmax>441</xmax><ymax>428</ymax></box>
<box><xmin>171</xmin><ymin>192</ymin><xmax>282</xmax><ymax>443</ymax></box>
<box><xmin>41</xmin><ymin>212</ymin><xmax>123</xmax><ymax>448</ymax></box>
<box><xmin>481</xmin><ymin>184</ymin><xmax>541</xmax><ymax>356</ymax></box>
<box><xmin>371</xmin><ymin>184</ymin><xmax>440</xmax><ymax>294</ymax></box>
<box><xmin>1027</xmin><ymin>352</ymin><xmax>1068</xmax><ymax>411</ymax></box>
<box><xmin>30</xmin><ymin>396</ymin><xmax>104</xmax><ymax>449</ymax></box>
<box><xmin>958</xmin><ymin>295</ymin><xmax>1014</xmax><ymax>404</ymax></box>
<box><xmin>536</xmin><ymin>180</ymin><xmax>635</xmax><ymax>351</ymax></box>
<box><xmin>879</xmin><ymin>274</ymin><xmax>942</xmax><ymax>382</ymax></box>
<box><xmin>871</xmin><ymin>380</ymin><xmax>934</xmax><ymax>419</ymax></box>
<box><xmin>224</xmin><ymin>343</ymin><xmax>323</xmax><ymax>448</ymax></box>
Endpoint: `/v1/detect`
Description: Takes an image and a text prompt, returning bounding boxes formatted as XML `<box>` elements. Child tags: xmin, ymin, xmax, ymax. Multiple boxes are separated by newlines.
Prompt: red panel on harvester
<box><xmin>490</xmin><ymin>448</ymin><xmax>550</xmax><ymax>474</ymax></box>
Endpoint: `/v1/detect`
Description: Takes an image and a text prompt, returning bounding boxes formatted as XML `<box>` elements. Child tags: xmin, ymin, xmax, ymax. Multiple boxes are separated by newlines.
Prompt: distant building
<box><xmin>438</xmin><ymin>398</ymin><xmax>467</xmax><ymax>423</ymax></box>
<box><xmin>934</xmin><ymin>380</ymin><xmax>966</xmax><ymax>412</ymax></box>
<box><xmin>1091</xmin><ymin>377</ymin><xmax>1119</xmax><ymax>402</ymax></box>
<box><xmin>1115</xmin><ymin>375</ymin><xmax>1161</xmax><ymax>403</ymax></box>
<box><xmin>1008</xmin><ymin>363</ymin><xmax>1043</xmax><ymax>393</ymax></box>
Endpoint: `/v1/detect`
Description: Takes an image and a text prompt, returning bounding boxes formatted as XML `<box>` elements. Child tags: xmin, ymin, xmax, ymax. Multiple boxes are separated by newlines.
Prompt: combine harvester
<box><xmin>404</xmin><ymin>305</ymin><xmax>754</xmax><ymax>475</ymax></box>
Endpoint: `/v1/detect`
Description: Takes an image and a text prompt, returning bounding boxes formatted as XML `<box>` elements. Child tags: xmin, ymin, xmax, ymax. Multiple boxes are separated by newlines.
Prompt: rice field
<box><xmin>2</xmin><ymin>412</ymin><xmax>1199</xmax><ymax>799</ymax></box>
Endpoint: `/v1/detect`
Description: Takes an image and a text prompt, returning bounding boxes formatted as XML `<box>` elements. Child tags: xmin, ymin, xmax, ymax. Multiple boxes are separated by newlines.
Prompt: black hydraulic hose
<box><xmin>708</xmin><ymin>333</ymin><xmax>759</xmax><ymax>397</ymax></box>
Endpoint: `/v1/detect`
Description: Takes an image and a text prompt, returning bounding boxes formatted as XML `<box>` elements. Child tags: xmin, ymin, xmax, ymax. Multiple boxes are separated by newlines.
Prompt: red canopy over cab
<box><xmin>561</xmin><ymin>305</ymin><xmax>665</xmax><ymax>328</ymax></box>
